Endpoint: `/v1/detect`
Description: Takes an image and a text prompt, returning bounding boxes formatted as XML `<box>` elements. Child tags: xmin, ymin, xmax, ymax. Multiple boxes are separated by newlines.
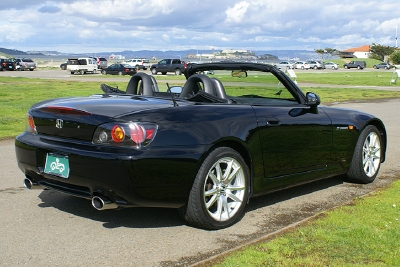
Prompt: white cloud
<box><xmin>162</xmin><ymin>34</ymin><xmax>171</xmax><ymax>42</ymax></box>
<box><xmin>225</xmin><ymin>1</ymin><xmax>250</xmax><ymax>24</ymax></box>
<box><xmin>0</xmin><ymin>0</ymin><xmax>399</xmax><ymax>53</ymax></box>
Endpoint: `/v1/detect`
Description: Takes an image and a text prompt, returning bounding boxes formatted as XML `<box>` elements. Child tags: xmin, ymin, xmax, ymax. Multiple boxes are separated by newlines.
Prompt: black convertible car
<box><xmin>15</xmin><ymin>62</ymin><xmax>386</xmax><ymax>230</ymax></box>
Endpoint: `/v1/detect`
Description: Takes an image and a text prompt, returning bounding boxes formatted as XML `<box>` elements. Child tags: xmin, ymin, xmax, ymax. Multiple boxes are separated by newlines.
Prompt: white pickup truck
<box><xmin>67</xmin><ymin>58</ymin><xmax>98</xmax><ymax>75</ymax></box>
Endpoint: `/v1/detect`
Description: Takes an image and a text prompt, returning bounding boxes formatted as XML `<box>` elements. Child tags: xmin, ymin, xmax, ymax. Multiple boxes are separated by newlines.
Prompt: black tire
<box><xmin>151</xmin><ymin>68</ymin><xmax>157</xmax><ymax>75</ymax></box>
<box><xmin>118</xmin><ymin>71</ymin><xmax>123</xmax><ymax>76</ymax></box>
<box><xmin>344</xmin><ymin>65</ymin><xmax>349</xmax><ymax>69</ymax></box>
<box><xmin>314</xmin><ymin>66</ymin><xmax>318</xmax><ymax>69</ymax></box>
<box><xmin>175</xmin><ymin>68</ymin><xmax>182</xmax><ymax>75</ymax></box>
<box><xmin>101</xmin><ymin>70</ymin><xmax>106</xmax><ymax>75</ymax></box>
<box><xmin>180</xmin><ymin>147</ymin><xmax>249</xmax><ymax>230</ymax></box>
<box><xmin>347</xmin><ymin>125</ymin><xmax>382</xmax><ymax>184</ymax></box>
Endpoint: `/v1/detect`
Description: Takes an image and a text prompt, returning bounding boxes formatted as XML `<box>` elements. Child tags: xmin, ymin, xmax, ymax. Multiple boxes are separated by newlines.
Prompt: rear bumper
<box><xmin>15</xmin><ymin>133</ymin><xmax>205</xmax><ymax>208</ymax></box>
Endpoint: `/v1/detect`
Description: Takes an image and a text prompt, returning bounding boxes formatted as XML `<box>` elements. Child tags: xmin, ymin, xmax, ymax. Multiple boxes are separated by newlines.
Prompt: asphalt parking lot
<box><xmin>0</xmin><ymin>70</ymin><xmax>399</xmax><ymax>266</ymax></box>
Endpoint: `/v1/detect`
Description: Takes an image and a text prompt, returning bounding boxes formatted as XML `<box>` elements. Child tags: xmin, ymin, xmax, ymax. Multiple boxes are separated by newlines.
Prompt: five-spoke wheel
<box><xmin>347</xmin><ymin>125</ymin><xmax>382</xmax><ymax>183</ymax></box>
<box><xmin>180</xmin><ymin>147</ymin><xmax>249</xmax><ymax>230</ymax></box>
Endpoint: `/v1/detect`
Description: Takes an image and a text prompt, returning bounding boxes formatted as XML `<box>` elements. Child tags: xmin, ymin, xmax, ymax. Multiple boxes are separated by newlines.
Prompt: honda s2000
<box><xmin>15</xmin><ymin>62</ymin><xmax>386</xmax><ymax>229</ymax></box>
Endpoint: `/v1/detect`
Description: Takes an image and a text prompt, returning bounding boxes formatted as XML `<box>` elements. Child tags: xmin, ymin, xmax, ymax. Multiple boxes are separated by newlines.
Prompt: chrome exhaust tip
<box><xmin>23</xmin><ymin>178</ymin><xmax>43</xmax><ymax>190</ymax></box>
<box><xmin>91</xmin><ymin>195</ymin><xmax>118</xmax><ymax>210</ymax></box>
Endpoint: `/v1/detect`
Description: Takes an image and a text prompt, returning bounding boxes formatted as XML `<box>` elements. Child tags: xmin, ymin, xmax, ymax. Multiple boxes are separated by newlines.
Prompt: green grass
<box><xmin>214</xmin><ymin>179</ymin><xmax>400</xmax><ymax>267</ymax></box>
<box><xmin>296</xmin><ymin>71</ymin><xmax>397</xmax><ymax>86</ymax></box>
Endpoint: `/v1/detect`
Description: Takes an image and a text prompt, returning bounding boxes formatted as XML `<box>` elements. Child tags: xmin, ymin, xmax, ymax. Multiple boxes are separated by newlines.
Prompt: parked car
<box><xmin>150</xmin><ymin>58</ymin><xmax>187</xmax><ymax>75</ymax></box>
<box><xmin>67</xmin><ymin>58</ymin><xmax>98</xmax><ymax>75</ymax></box>
<box><xmin>373</xmin><ymin>62</ymin><xmax>392</xmax><ymax>70</ymax></box>
<box><xmin>96</xmin><ymin>57</ymin><xmax>108</xmax><ymax>69</ymax></box>
<box><xmin>274</xmin><ymin>61</ymin><xmax>294</xmax><ymax>69</ymax></box>
<box><xmin>14</xmin><ymin>58</ymin><xmax>36</xmax><ymax>71</ymax></box>
<box><xmin>343</xmin><ymin>61</ymin><xmax>366</xmax><ymax>69</ymax></box>
<box><xmin>293</xmin><ymin>61</ymin><xmax>310</xmax><ymax>70</ymax></box>
<box><xmin>324</xmin><ymin>62</ymin><xmax>339</xmax><ymax>70</ymax></box>
<box><xmin>60</xmin><ymin>62</ymin><xmax>67</xmax><ymax>70</ymax></box>
<box><xmin>306</xmin><ymin>60</ymin><xmax>324</xmax><ymax>69</ymax></box>
<box><xmin>0</xmin><ymin>58</ymin><xmax>17</xmax><ymax>71</ymax></box>
<box><xmin>15</xmin><ymin>62</ymin><xmax>386</xmax><ymax>230</ymax></box>
<box><xmin>123</xmin><ymin>58</ymin><xmax>150</xmax><ymax>70</ymax></box>
<box><xmin>101</xmin><ymin>63</ymin><xmax>137</xmax><ymax>75</ymax></box>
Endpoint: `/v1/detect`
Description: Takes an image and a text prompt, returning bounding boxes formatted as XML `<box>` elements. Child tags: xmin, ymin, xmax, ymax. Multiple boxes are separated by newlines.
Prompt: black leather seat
<box><xmin>179</xmin><ymin>74</ymin><xmax>214</xmax><ymax>98</ymax></box>
<box><xmin>210</xmin><ymin>78</ymin><xmax>228</xmax><ymax>99</ymax></box>
<box><xmin>126</xmin><ymin>73</ymin><xmax>156</xmax><ymax>95</ymax></box>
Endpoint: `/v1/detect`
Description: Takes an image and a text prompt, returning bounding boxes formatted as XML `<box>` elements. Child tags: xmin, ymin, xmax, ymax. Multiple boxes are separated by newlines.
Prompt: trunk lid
<box><xmin>30</xmin><ymin>95</ymin><xmax>175</xmax><ymax>141</ymax></box>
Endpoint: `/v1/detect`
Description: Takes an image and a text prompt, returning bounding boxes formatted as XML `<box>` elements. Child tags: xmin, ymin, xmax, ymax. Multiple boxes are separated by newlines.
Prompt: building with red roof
<box><xmin>339</xmin><ymin>45</ymin><xmax>371</xmax><ymax>58</ymax></box>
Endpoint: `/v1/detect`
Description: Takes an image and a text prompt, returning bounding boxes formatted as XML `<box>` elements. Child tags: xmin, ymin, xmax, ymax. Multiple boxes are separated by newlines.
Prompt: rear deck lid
<box><xmin>30</xmin><ymin>95</ymin><xmax>175</xmax><ymax>141</ymax></box>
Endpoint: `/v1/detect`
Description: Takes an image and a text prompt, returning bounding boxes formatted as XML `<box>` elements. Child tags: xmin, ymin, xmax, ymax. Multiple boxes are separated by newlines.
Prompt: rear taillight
<box><xmin>111</xmin><ymin>125</ymin><xmax>125</xmax><ymax>143</ymax></box>
<box><xmin>26</xmin><ymin>114</ymin><xmax>37</xmax><ymax>134</ymax></box>
<box><xmin>93</xmin><ymin>122</ymin><xmax>158</xmax><ymax>149</ymax></box>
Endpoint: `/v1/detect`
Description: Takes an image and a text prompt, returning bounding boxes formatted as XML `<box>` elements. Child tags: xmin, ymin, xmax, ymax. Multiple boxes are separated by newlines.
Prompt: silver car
<box><xmin>324</xmin><ymin>62</ymin><xmax>338</xmax><ymax>70</ymax></box>
<box><xmin>294</xmin><ymin>61</ymin><xmax>310</xmax><ymax>70</ymax></box>
<box><xmin>306</xmin><ymin>60</ymin><xmax>324</xmax><ymax>69</ymax></box>
<box><xmin>274</xmin><ymin>61</ymin><xmax>294</xmax><ymax>69</ymax></box>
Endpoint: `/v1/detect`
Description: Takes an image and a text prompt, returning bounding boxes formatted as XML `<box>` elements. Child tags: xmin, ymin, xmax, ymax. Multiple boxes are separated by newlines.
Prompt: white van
<box><xmin>67</xmin><ymin>58</ymin><xmax>98</xmax><ymax>75</ymax></box>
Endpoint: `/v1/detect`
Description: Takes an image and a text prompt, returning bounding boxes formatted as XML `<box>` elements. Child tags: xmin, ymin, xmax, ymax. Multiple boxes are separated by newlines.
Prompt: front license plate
<box><xmin>44</xmin><ymin>154</ymin><xmax>70</xmax><ymax>178</ymax></box>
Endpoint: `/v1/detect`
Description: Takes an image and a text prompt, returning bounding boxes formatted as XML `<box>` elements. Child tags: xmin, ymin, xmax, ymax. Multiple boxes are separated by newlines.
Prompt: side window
<box><xmin>225</xmin><ymin>72</ymin><xmax>296</xmax><ymax>105</ymax></box>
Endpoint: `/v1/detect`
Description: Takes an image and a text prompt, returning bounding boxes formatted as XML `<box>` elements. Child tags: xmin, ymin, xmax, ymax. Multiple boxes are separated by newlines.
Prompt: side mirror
<box><xmin>305</xmin><ymin>92</ymin><xmax>321</xmax><ymax>107</ymax></box>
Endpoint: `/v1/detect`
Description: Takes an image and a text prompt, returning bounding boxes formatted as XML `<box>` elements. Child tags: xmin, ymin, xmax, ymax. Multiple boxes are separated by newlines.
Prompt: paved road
<box><xmin>0</xmin><ymin>71</ymin><xmax>399</xmax><ymax>266</ymax></box>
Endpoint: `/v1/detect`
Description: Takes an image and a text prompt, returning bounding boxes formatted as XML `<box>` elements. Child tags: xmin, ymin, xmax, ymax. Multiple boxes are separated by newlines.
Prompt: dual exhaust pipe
<box><xmin>23</xmin><ymin>178</ymin><xmax>118</xmax><ymax>211</ymax></box>
<box><xmin>91</xmin><ymin>195</ymin><xmax>118</xmax><ymax>210</ymax></box>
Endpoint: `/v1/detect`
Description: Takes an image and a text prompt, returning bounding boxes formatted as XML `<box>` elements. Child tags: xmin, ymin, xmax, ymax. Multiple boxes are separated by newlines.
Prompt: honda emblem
<box><xmin>56</xmin><ymin>119</ymin><xmax>64</xmax><ymax>129</ymax></box>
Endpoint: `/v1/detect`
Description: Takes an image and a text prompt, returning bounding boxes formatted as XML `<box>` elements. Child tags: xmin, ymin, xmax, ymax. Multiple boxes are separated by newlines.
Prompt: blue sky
<box><xmin>0</xmin><ymin>0</ymin><xmax>399</xmax><ymax>53</ymax></box>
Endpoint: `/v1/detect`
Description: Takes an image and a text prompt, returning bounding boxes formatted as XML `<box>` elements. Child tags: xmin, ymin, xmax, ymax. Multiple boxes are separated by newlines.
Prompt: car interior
<box><xmin>100</xmin><ymin>70</ymin><xmax>297</xmax><ymax>105</ymax></box>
